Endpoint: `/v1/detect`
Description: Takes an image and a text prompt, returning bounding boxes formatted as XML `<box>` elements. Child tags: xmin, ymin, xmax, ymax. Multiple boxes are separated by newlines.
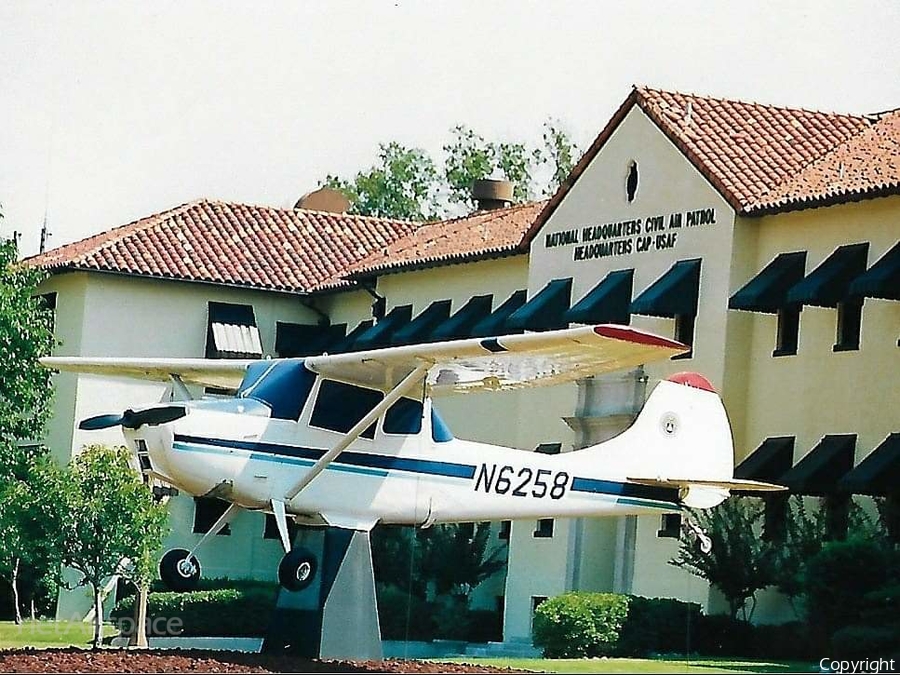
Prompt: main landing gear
<box><xmin>158</xmin><ymin>499</ymin><xmax>321</xmax><ymax>593</ymax></box>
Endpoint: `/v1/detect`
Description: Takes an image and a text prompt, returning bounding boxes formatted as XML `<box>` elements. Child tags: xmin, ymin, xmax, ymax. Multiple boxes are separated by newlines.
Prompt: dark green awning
<box><xmin>631</xmin><ymin>259</ymin><xmax>701</xmax><ymax>318</ymax></box>
<box><xmin>431</xmin><ymin>294</ymin><xmax>494</xmax><ymax>341</ymax></box>
<box><xmin>780</xmin><ymin>434</ymin><xmax>856</xmax><ymax>496</ymax></box>
<box><xmin>275</xmin><ymin>322</ymin><xmax>346</xmax><ymax>357</ymax></box>
<box><xmin>729</xmin><ymin>251</ymin><xmax>807</xmax><ymax>314</ymax></box>
<box><xmin>507</xmin><ymin>278</ymin><xmax>573</xmax><ymax>331</ymax></box>
<box><xmin>391</xmin><ymin>300</ymin><xmax>452</xmax><ymax>346</ymax></box>
<box><xmin>850</xmin><ymin>241</ymin><xmax>900</xmax><ymax>301</ymax></box>
<box><xmin>329</xmin><ymin>319</ymin><xmax>373</xmax><ymax>353</ymax></box>
<box><xmin>470</xmin><ymin>290</ymin><xmax>527</xmax><ymax>337</ymax></box>
<box><xmin>735</xmin><ymin>436</ymin><xmax>795</xmax><ymax>482</ymax></box>
<box><xmin>564</xmin><ymin>270</ymin><xmax>633</xmax><ymax>325</ymax></box>
<box><xmin>353</xmin><ymin>305</ymin><xmax>413</xmax><ymax>350</ymax></box>
<box><xmin>839</xmin><ymin>433</ymin><xmax>900</xmax><ymax>496</ymax></box>
<box><xmin>787</xmin><ymin>243</ymin><xmax>869</xmax><ymax>308</ymax></box>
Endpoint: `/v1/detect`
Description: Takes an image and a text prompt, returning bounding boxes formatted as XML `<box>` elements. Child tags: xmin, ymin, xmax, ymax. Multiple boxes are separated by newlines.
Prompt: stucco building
<box><xmin>31</xmin><ymin>86</ymin><xmax>899</xmax><ymax>641</ymax></box>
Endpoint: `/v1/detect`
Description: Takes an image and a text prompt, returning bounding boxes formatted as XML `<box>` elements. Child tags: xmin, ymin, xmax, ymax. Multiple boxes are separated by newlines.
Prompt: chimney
<box><xmin>471</xmin><ymin>179</ymin><xmax>514</xmax><ymax>211</ymax></box>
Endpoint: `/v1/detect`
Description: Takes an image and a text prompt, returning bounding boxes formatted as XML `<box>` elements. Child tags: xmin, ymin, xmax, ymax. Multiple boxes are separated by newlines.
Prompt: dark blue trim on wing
<box><xmin>480</xmin><ymin>338</ymin><xmax>507</xmax><ymax>353</ymax></box>
<box><xmin>174</xmin><ymin>434</ymin><xmax>476</xmax><ymax>479</ymax></box>
<box><xmin>571</xmin><ymin>477</ymin><xmax>681</xmax><ymax>504</ymax></box>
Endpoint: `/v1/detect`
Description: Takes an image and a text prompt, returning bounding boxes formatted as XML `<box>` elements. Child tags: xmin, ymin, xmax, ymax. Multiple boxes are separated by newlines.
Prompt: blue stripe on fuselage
<box><xmin>173</xmin><ymin>434</ymin><xmax>476</xmax><ymax>479</ymax></box>
<box><xmin>570</xmin><ymin>476</ymin><xmax>680</xmax><ymax>504</ymax></box>
<box><xmin>172</xmin><ymin>434</ymin><xmax>681</xmax><ymax>507</ymax></box>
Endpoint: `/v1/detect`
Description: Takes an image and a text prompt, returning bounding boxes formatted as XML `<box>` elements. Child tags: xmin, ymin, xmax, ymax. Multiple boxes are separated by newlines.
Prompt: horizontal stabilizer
<box><xmin>627</xmin><ymin>476</ymin><xmax>787</xmax><ymax>492</ymax></box>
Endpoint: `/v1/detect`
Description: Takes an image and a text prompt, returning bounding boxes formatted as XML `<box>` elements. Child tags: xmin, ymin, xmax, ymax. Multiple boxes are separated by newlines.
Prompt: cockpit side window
<box><xmin>310</xmin><ymin>379</ymin><xmax>382</xmax><ymax>439</ymax></box>
<box><xmin>383</xmin><ymin>397</ymin><xmax>423</xmax><ymax>435</ymax></box>
<box><xmin>237</xmin><ymin>360</ymin><xmax>316</xmax><ymax>421</ymax></box>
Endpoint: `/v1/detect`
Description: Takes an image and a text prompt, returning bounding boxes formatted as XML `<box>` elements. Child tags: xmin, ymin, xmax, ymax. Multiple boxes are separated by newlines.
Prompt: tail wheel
<box><xmin>278</xmin><ymin>547</ymin><xmax>318</xmax><ymax>591</ymax></box>
<box><xmin>159</xmin><ymin>548</ymin><xmax>201</xmax><ymax>592</ymax></box>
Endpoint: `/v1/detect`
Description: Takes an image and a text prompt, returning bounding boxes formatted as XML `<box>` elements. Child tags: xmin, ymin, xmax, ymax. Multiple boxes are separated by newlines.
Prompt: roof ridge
<box><xmin>635</xmin><ymin>84</ymin><xmax>869</xmax><ymax>121</ymax></box>
<box><xmin>25</xmin><ymin>198</ymin><xmax>206</xmax><ymax>265</ymax></box>
<box><xmin>203</xmin><ymin>197</ymin><xmax>423</xmax><ymax>227</ymax></box>
<box><xmin>423</xmin><ymin>199</ymin><xmax>548</xmax><ymax>227</ymax></box>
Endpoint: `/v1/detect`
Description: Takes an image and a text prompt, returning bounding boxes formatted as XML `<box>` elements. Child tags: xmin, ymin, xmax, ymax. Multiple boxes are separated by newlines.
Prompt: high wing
<box><xmin>40</xmin><ymin>357</ymin><xmax>253</xmax><ymax>390</ymax></box>
<box><xmin>41</xmin><ymin>325</ymin><xmax>687</xmax><ymax>395</ymax></box>
<box><xmin>305</xmin><ymin>325</ymin><xmax>687</xmax><ymax>395</ymax></box>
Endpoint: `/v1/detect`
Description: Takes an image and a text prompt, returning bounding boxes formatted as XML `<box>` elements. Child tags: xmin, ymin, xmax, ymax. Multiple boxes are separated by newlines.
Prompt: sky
<box><xmin>2</xmin><ymin>0</ymin><xmax>900</xmax><ymax>256</ymax></box>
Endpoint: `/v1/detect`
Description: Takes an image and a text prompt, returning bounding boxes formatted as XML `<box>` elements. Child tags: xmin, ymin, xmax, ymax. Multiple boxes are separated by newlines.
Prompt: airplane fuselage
<box><xmin>127</xmin><ymin>395</ymin><xmax>682</xmax><ymax>529</ymax></box>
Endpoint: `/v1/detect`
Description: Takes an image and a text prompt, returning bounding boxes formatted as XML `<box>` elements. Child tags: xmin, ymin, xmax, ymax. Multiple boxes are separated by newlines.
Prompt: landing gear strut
<box><xmin>159</xmin><ymin>549</ymin><xmax>201</xmax><ymax>592</ymax></box>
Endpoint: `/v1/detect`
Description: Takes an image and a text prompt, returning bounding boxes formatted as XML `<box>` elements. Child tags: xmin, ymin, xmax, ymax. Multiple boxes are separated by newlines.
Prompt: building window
<box><xmin>499</xmin><ymin>521</ymin><xmax>511</xmax><ymax>540</ymax></box>
<box><xmin>834</xmin><ymin>299</ymin><xmax>863</xmax><ymax>352</ymax></box>
<box><xmin>533</xmin><ymin>519</ymin><xmax>554</xmax><ymax>538</ymax></box>
<box><xmin>672</xmin><ymin>313</ymin><xmax>695</xmax><ymax>359</ymax></box>
<box><xmin>774</xmin><ymin>306</ymin><xmax>800</xmax><ymax>356</ymax></box>
<box><xmin>193</xmin><ymin>498</ymin><xmax>231</xmax><ymax>535</ymax></box>
<box><xmin>39</xmin><ymin>292</ymin><xmax>57</xmax><ymax>333</ymax></box>
<box><xmin>625</xmin><ymin>161</ymin><xmax>639</xmax><ymax>203</ymax></box>
<box><xmin>206</xmin><ymin>302</ymin><xmax>263</xmax><ymax>359</ymax></box>
<box><xmin>531</xmin><ymin>596</ymin><xmax>548</xmax><ymax>616</ymax></box>
<box><xmin>657</xmin><ymin>514</ymin><xmax>681</xmax><ymax>539</ymax></box>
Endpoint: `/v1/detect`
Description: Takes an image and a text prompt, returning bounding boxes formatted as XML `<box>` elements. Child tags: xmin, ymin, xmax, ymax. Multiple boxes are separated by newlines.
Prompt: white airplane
<box><xmin>43</xmin><ymin>324</ymin><xmax>782</xmax><ymax>593</ymax></box>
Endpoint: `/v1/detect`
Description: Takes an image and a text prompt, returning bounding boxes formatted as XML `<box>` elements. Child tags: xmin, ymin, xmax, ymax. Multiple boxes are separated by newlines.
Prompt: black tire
<box><xmin>159</xmin><ymin>548</ymin><xmax>201</xmax><ymax>592</ymax></box>
<box><xmin>278</xmin><ymin>547</ymin><xmax>317</xmax><ymax>591</ymax></box>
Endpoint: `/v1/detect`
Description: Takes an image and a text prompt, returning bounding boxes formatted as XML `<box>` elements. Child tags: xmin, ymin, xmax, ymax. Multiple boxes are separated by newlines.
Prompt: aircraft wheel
<box><xmin>159</xmin><ymin>549</ymin><xmax>201</xmax><ymax>592</ymax></box>
<box><xmin>278</xmin><ymin>548</ymin><xmax>317</xmax><ymax>591</ymax></box>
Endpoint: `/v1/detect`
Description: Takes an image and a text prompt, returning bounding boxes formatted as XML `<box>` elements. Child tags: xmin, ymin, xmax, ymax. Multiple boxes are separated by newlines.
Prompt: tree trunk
<box><xmin>129</xmin><ymin>583</ymin><xmax>149</xmax><ymax>648</ymax></box>
<box><xmin>92</xmin><ymin>586</ymin><xmax>103</xmax><ymax>650</ymax></box>
<box><xmin>11</xmin><ymin>558</ymin><xmax>22</xmax><ymax>626</ymax></box>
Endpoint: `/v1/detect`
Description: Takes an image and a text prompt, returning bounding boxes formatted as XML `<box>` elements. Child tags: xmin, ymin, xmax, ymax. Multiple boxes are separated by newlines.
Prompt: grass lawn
<box><xmin>443</xmin><ymin>657</ymin><xmax>815</xmax><ymax>673</ymax></box>
<box><xmin>0</xmin><ymin>620</ymin><xmax>115</xmax><ymax>650</ymax></box>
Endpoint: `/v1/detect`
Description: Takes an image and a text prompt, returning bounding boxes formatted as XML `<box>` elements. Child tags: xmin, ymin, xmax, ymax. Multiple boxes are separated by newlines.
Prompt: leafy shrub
<box><xmin>804</xmin><ymin>538</ymin><xmax>894</xmax><ymax>636</ymax></box>
<box><xmin>617</xmin><ymin>596</ymin><xmax>702</xmax><ymax>656</ymax></box>
<box><xmin>693</xmin><ymin>614</ymin><xmax>755</xmax><ymax>656</ymax></box>
<box><xmin>752</xmin><ymin>621</ymin><xmax>818</xmax><ymax>660</ymax></box>
<box><xmin>375</xmin><ymin>583</ymin><xmax>435</xmax><ymax>641</ymax></box>
<box><xmin>111</xmin><ymin>587</ymin><xmax>275</xmax><ymax>637</ymax></box>
<box><xmin>466</xmin><ymin>609</ymin><xmax>502</xmax><ymax>643</ymax></box>
<box><xmin>831</xmin><ymin>625</ymin><xmax>900</xmax><ymax>660</ymax></box>
<box><xmin>532</xmin><ymin>592</ymin><xmax>629</xmax><ymax>658</ymax></box>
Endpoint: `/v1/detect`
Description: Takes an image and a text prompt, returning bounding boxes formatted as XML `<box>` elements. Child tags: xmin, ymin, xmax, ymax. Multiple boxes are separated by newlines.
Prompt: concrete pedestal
<box><xmin>262</xmin><ymin>527</ymin><xmax>382</xmax><ymax>660</ymax></box>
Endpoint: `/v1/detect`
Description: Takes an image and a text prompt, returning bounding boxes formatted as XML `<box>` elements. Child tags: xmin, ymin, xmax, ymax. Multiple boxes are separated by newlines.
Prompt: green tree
<box><xmin>58</xmin><ymin>445</ymin><xmax>168</xmax><ymax>648</ymax></box>
<box><xmin>0</xmin><ymin>230</ymin><xmax>57</xmax><ymax>621</ymax></box>
<box><xmin>535</xmin><ymin>118</ymin><xmax>581</xmax><ymax>194</ymax></box>
<box><xmin>670</xmin><ymin>499</ymin><xmax>775</xmax><ymax>620</ymax></box>
<box><xmin>322</xmin><ymin>119</ymin><xmax>580</xmax><ymax>219</ymax></box>
<box><xmin>323</xmin><ymin>142</ymin><xmax>441</xmax><ymax>221</ymax></box>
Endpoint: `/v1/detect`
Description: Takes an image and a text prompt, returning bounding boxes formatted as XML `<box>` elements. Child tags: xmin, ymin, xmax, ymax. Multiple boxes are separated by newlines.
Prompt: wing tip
<box><xmin>593</xmin><ymin>325</ymin><xmax>688</xmax><ymax>351</ymax></box>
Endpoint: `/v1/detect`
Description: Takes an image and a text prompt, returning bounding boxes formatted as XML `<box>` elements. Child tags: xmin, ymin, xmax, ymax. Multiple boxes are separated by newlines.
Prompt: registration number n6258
<box><xmin>473</xmin><ymin>463</ymin><xmax>569</xmax><ymax>500</ymax></box>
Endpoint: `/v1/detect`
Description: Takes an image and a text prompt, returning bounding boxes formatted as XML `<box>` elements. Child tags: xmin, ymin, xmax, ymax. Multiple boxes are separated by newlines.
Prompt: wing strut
<box><xmin>283</xmin><ymin>363</ymin><xmax>430</xmax><ymax>501</ymax></box>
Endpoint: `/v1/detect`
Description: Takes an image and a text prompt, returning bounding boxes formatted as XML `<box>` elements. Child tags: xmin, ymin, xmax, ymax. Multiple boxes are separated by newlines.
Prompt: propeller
<box><xmin>79</xmin><ymin>405</ymin><xmax>187</xmax><ymax>431</ymax></box>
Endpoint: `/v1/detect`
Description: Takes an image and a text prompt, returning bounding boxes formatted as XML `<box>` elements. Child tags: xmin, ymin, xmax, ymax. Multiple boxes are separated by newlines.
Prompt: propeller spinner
<box><xmin>79</xmin><ymin>405</ymin><xmax>187</xmax><ymax>431</ymax></box>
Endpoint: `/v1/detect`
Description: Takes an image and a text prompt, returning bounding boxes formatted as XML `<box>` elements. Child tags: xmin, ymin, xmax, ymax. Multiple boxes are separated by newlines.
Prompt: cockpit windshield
<box><xmin>236</xmin><ymin>360</ymin><xmax>316</xmax><ymax>421</ymax></box>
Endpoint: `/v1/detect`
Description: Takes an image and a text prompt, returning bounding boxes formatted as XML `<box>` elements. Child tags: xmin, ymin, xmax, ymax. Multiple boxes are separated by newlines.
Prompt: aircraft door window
<box><xmin>310</xmin><ymin>379</ymin><xmax>383</xmax><ymax>439</ymax></box>
<box><xmin>383</xmin><ymin>397</ymin><xmax>423</xmax><ymax>435</ymax></box>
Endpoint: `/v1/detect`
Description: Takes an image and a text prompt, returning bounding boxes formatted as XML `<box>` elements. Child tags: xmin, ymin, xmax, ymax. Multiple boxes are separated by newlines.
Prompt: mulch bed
<box><xmin>0</xmin><ymin>648</ymin><xmax>529</xmax><ymax>673</ymax></box>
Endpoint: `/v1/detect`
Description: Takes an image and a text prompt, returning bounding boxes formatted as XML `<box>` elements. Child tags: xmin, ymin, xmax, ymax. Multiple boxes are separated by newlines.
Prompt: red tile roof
<box><xmin>522</xmin><ymin>87</ymin><xmax>885</xmax><ymax>246</ymax></box>
<box><xmin>749</xmin><ymin>109</ymin><xmax>900</xmax><ymax>214</ymax></box>
<box><xmin>333</xmin><ymin>201</ymin><xmax>546</xmax><ymax>284</ymax></box>
<box><xmin>27</xmin><ymin>199</ymin><xmax>415</xmax><ymax>293</ymax></box>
